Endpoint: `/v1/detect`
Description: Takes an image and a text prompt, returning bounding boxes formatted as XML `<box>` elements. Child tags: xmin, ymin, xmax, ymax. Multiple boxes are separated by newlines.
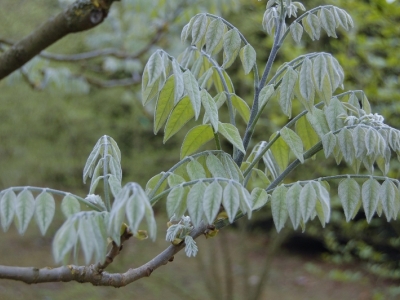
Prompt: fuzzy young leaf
<box><xmin>270</xmin><ymin>134</ymin><xmax>290</xmax><ymax>173</ymax></box>
<box><xmin>299</xmin><ymin>182</ymin><xmax>317</xmax><ymax>223</ymax></box>
<box><xmin>206</xmin><ymin>154</ymin><xmax>228</xmax><ymax>178</ymax></box>
<box><xmin>222</xmin><ymin>182</ymin><xmax>240</xmax><ymax>223</ymax></box>
<box><xmin>295</xmin><ymin>116</ymin><xmax>319</xmax><ymax>152</ymax></box>
<box><xmin>312</xmin><ymin>54</ymin><xmax>328</xmax><ymax>92</ymax></box>
<box><xmin>83</xmin><ymin>142</ymin><xmax>101</xmax><ymax>184</ymax></box>
<box><xmin>126</xmin><ymin>193</ymin><xmax>146</xmax><ymax>234</ymax></box>
<box><xmin>15</xmin><ymin>189</ymin><xmax>35</xmax><ymax>235</ymax></box>
<box><xmin>319</xmin><ymin>8</ymin><xmax>337</xmax><ymax>38</ymax></box>
<box><xmin>35</xmin><ymin>192</ymin><xmax>55</xmax><ymax>236</ymax></box>
<box><xmin>280</xmin><ymin>127</ymin><xmax>304</xmax><ymax>163</ymax></box>
<box><xmin>338</xmin><ymin>178</ymin><xmax>361</xmax><ymax>222</ymax></box>
<box><xmin>279</xmin><ymin>67</ymin><xmax>298</xmax><ymax>118</ymax></box>
<box><xmin>299</xmin><ymin>57</ymin><xmax>314</xmax><ymax>104</ymax></box>
<box><xmin>181</xmin><ymin>124</ymin><xmax>214</xmax><ymax>159</ymax></box>
<box><xmin>239</xmin><ymin>44</ymin><xmax>257</xmax><ymax>75</ymax></box>
<box><xmin>164</xmin><ymin>96</ymin><xmax>195</xmax><ymax>143</ymax></box>
<box><xmin>290</xmin><ymin>22</ymin><xmax>303</xmax><ymax>44</ymax></box>
<box><xmin>0</xmin><ymin>190</ymin><xmax>16</xmax><ymax>232</ymax></box>
<box><xmin>203</xmin><ymin>181</ymin><xmax>223</xmax><ymax>224</ymax></box>
<box><xmin>307</xmin><ymin>108</ymin><xmax>330</xmax><ymax>139</ymax></box>
<box><xmin>61</xmin><ymin>194</ymin><xmax>80</xmax><ymax>218</ymax></box>
<box><xmin>312</xmin><ymin>181</ymin><xmax>331</xmax><ymax>226</ymax></box>
<box><xmin>191</xmin><ymin>14</ymin><xmax>208</xmax><ymax>45</ymax></box>
<box><xmin>186</xmin><ymin>159</ymin><xmax>207</xmax><ymax>180</ymax></box>
<box><xmin>286</xmin><ymin>183</ymin><xmax>302</xmax><ymax>230</ymax></box>
<box><xmin>218</xmin><ymin>122</ymin><xmax>245</xmax><ymax>154</ymax></box>
<box><xmin>206</xmin><ymin>18</ymin><xmax>225</xmax><ymax>54</ymax></box>
<box><xmin>53</xmin><ymin>219</ymin><xmax>77</xmax><ymax>263</ymax></box>
<box><xmin>362</xmin><ymin>178</ymin><xmax>381</xmax><ymax>223</ymax></box>
<box><xmin>167</xmin><ymin>173</ymin><xmax>186</xmax><ymax>187</ymax></box>
<box><xmin>187</xmin><ymin>181</ymin><xmax>206</xmax><ymax>227</ymax></box>
<box><xmin>146</xmin><ymin>173</ymin><xmax>168</xmax><ymax>196</ymax></box>
<box><xmin>78</xmin><ymin>216</ymin><xmax>95</xmax><ymax>264</ymax></box>
<box><xmin>271</xmin><ymin>185</ymin><xmax>288</xmax><ymax>232</ymax></box>
<box><xmin>250</xmin><ymin>188</ymin><xmax>270</xmax><ymax>211</ymax></box>
<box><xmin>325</xmin><ymin>97</ymin><xmax>346</xmax><ymax>132</ymax></box>
<box><xmin>154</xmin><ymin>75</ymin><xmax>176</xmax><ymax>134</ymax></box>
<box><xmin>183</xmin><ymin>71</ymin><xmax>201</xmax><ymax>120</ymax></box>
<box><xmin>222</xmin><ymin>29</ymin><xmax>241</xmax><ymax>68</ymax></box>
<box><xmin>352</xmin><ymin>126</ymin><xmax>367</xmax><ymax>159</ymax></box>
<box><xmin>172</xmin><ymin>60</ymin><xmax>184</xmax><ymax>104</ymax></box>
<box><xmin>201</xmin><ymin>89</ymin><xmax>219</xmax><ymax>131</ymax></box>
<box><xmin>167</xmin><ymin>185</ymin><xmax>185</xmax><ymax>219</ymax></box>
<box><xmin>259</xmin><ymin>84</ymin><xmax>275</xmax><ymax>110</ymax></box>
<box><xmin>145</xmin><ymin>51</ymin><xmax>164</xmax><ymax>86</ymax></box>
<box><xmin>321</xmin><ymin>131</ymin><xmax>337</xmax><ymax>158</ymax></box>
<box><xmin>338</xmin><ymin>128</ymin><xmax>355</xmax><ymax>164</ymax></box>
<box><xmin>380</xmin><ymin>179</ymin><xmax>396</xmax><ymax>221</ymax></box>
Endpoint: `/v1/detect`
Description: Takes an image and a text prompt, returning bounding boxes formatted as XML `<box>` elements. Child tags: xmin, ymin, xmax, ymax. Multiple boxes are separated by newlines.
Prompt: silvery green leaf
<box><xmin>108</xmin><ymin>175</ymin><xmax>122</xmax><ymax>198</ymax></box>
<box><xmin>299</xmin><ymin>182</ymin><xmax>317</xmax><ymax>223</ymax></box>
<box><xmin>167</xmin><ymin>185</ymin><xmax>185</xmax><ymax>219</ymax></box>
<box><xmin>181</xmin><ymin>24</ymin><xmax>190</xmax><ymax>42</ymax></box>
<box><xmin>146</xmin><ymin>51</ymin><xmax>164</xmax><ymax>86</ymax></box>
<box><xmin>311</xmin><ymin>181</ymin><xmax>331</xmax><ymax>226</ymax></box>
<box><xmin>299</xmin><ymin>57</ymin><xmax>314</xmax><ymax>103</ymax></box>
<box><xmin>389</xmin><ymin>129</ymin><xmax>400</xmax><ymax>152</ymax></box>
<box><xmin>34</xmin><ymin>191</ymin><xmax>55</xmax><ymax>236</ymax></box>
<box><xmin>91</xmin><ymin>213</ymin><xmax>108</xmax><ymax>263</ymax></box>
<box><xmin>365</xmin><ymin>127</ymin><xmax>379</xmax><ymax>157</ymax></box>
<box><xmin>183</xmin><ymin>70</ymin><xmax>201</xmax><ymax>120</ymax></box>
<box><xmin>271</xmin><ymin>185</ymin><xmax>288</xmax><ymax>232</ymax></box>
<box><xmin>290</xmin><ymin>22</ymin><xmax>303</xmax><ymax>44</ymax></box>
<box><xmin>186</xmin><ymin>159</ymin><xmax>207</xmax><ymax>180</ymax></box>
<box><xmin>279</xmin><ymin>67</ymin><xmax>298</xmax><ymax>118</ymax></box>
<box><xmin>322</xmin><ymin>132</ymin><xmax>336</xmax><ymax>158</ymax></box>
<box><xmin>203</xmin><ymin>181</ymin><xmax>223</xmax><ymax>224</ymax></box>
<box><xmin>218</xmin><ymin>122</ymin><xmax>246</xmax><ymax>154</ymax></box>
<box><xmin>222</xmin><ymin>182</ymin><xmax>240</xmax><ymax>223</ymax></box>
<box><xmin>201</xmin><ymin>89</ymin><xmax>219</xmax><ymax>132</ymax></box>
<box><xmin>206</xmin><ymin>154</ymin><xmax>228</xmax><ymax>178</ymax></box>
<box><xmin>239</xmin><ymin>44</ymin><xmax>257</xmax><ymax>75</ymax></box>
<box><xmin>338</xmin><ymin>128</ymin><xmax>355</xmax><ymax>164</ymax></box>
<box><xmin>187</xmin><ymin>181</ymin><xmax>206</xmax><ymax>227</ymax></box>
<box><xmin>168</xmin><ymin>173</ymin><xmax>186</xmax><ymax>187</ymax></box>
<box><xmin>52</xmin><ymin>219</ymin><xmax>77</xmax><ymax>263</ymax></box>
<box><xmin>343</xmin><ymin>9</ymin><xmax>354</xmax><ymax>28</ymax></box>
<box><xmin>184</xmin><ymin>235</ymin><xmax>198</xmax><ymax>257</ymax></box>
<box><xmin>205</xmin><ymin>18</ymin><xmax>225</xmax><ymax>54</ymax></box>
<box><xmin>325</xmin><ymin>97</ymin><xmax>346</xmax><ymax>131</ymax></box>
<box><xmin>390</xmin><ymin>181</ymin><xmax>400</xmax><ymax>220</ymax></box>
<box><xmin>312</xmin><ymin>54</ymin><xmax>328</xmax><ymax>91</ymax></box>
<box><xmin>380</xmin><ymin>179</ymin><xmax>396</xmax><ymax>222</ymax></box>
<box><xmin>280</xmin><ymin>127</ymin><xmax>304</xmax><ymax>163</ymax></box>
<box><xmin>191</xmin><ymin>14</ymin><xmax>208</xmax><ymax>45</ymax></box>
<box><xmin>198</xmin><ymin>68</ymin><xmax>214</xmax><ymax>90</ymax></box>
<box><xmin>353</xmin><ymin>126</ymin><xmax>367</xmax><ymax>159</ymax></box>
<box><xmin>83</xmin><ymin>142</ymin><xmax>101</xmax><ymax>184</ymax></box>
<box><xmin>126</xmin><ymin>193</ymin><xmax>146</xmax><ymax>234</ymax></box>
<box><xmin>302</xmin><ymin>15</ymin><xmax>314</xmax><ymax>40</ymax></box>
<box><xmin>250</xmin><ymin>188</ymin><xmax>270</xmax><ymax>211</ymax></box>
<box><xmin>78</xmin><ymin>215</ymin><xmax>95</xmax><ymax>264</ymax></box>
<box><xmin>362</xmin><ymin>178</ymin><xmax>380</xmax><ymax>223</ymax></box>
<box><xmin>307</xmin><ymin>108</ymin><xmax>330</xmax><ymax>139</ymax></box>
<box><xmin>236</xmin><ymin>184</ymin><xmax>252</xmax><ymax>219</ymax></box>
<box><xmin>222</xmin><ymin>29</ymin><xmax>242</xmax><ymax>68</ymax></box>
<box><xmin>0</xmin><ymin>190</ymin><xmax>16</xmax><ymax>232</ymax></box>
<box><xmin>221</xmin><ymin>154</ymin><xmax>243</xmax><ymax>183</ymax></box>
<box><xmin>286</xmin><ymin>183</ymin><xmax>302</xmax><ymax>230</ymax></box>
<box><xmin>326</xmin><ymin>55</ymin><xmax>343</xmax><ymax>91</ymax></box>
<box><xmin>109</xmin><ymin>156</ymin><xmax>122</xmax><ymax>182</ymax></box>
<box><xmin>259</xmin><ymin>84</ymin><xmax>275</xmax><ymax>110</ymax></box>
<box><xmin>319</xmin><ymin>8</ymin><xmax>337</xmax><ymax>37</ymax></box>
<box><xmin>172</xmin><ymin>60</ymin><xmax>185</xmax><ymax>104</ymax></box>
<box><xmin>307</xmin><ymin>13</ymin><xmax>321</xmax><ymax>40</ymax></box>
<box><xmin>15</xmin><ymin>189</ymin><xmax>35</xmax><ymax>235</ymax></box>
<box><xmin>61</xmin><ymin>194</ymin><xmax>80</xmax><ymax>218</ymax></box>
<box><xmin>333</xmin><ymin>7</ymin><xmax>349</xmax><ymax>31</ymax></box>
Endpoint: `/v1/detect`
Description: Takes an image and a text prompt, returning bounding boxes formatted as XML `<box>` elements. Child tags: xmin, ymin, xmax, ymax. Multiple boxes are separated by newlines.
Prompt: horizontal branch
<box><xmin>0</xmin><ymin>223</ymin><xmax>208</xmax><ymax>286</ymax></box>
<box><xmin>0</xmin><ymin>0</ymin><xmax>120</xmax><ymax>80</ymax></box>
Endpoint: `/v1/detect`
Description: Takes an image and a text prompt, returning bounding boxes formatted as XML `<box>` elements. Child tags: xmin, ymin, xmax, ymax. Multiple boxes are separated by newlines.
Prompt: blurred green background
<box><xmin>0</xmin><ymin>0</ymin><xmax>399</xmax><ymax>299</ymax></box>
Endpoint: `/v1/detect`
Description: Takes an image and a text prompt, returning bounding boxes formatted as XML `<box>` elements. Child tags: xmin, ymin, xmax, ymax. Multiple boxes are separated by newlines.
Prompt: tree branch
<box><xmin>0</xmin><ymin>0</ymin><xmax>120</xmax><ymax>80</ymax></box>
<box><xmin>0</xmin><ymin>223</ymin><xmax>208</xmax><ymax>286</ymax></box>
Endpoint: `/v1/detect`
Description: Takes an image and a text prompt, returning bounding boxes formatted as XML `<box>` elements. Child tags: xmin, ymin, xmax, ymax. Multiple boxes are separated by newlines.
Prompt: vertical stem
<box><xmin>214</xmin><ymin>132</ymin><xmax>222</xmax><ymax>150</ymax></box>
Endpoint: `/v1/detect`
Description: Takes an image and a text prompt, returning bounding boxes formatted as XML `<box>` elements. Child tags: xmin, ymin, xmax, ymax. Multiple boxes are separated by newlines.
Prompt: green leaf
<box><xmin>78</xmin><ymin>216</ymin><xmax>95</xmax><ymax>264</ymax></box>
<box><xmin>126</xmin><ymin>193</ymin><xmax>146</xmax><ymax>234</ymax></box>
<box><xmin>312</xmin><ymin>54</ymin><xmax>328</xmax><ymax>92</ymax></box>
<box><xmin>270</xmin><ymin>133</ymin><xmax>290</xmax><ymax>172</ymax></box>
<box><xmin>338</xmin><ymin>178</ymin><xmax>360</xmax><ymax>222</ymax></box>
<box><xmin>203</xmin><ymin>181</ymin><xmax>223</xmax><ymax>224</ymax></box>
<box><xmin>35</xmin><ymin>191</ymin><xmax>55</xmax><ymax>236</ymax></box>
<box><xmin>83</xmin><ymin>141</ymin><xmax>101</xmax><ymax>184</ymax></box>
<box><xmin>181</xmin><ymin>125</ymin><xmax>214</xmax><ymax>159</ymax></box>
<box><xmin>299</xmin><ymin>182</ymin><xmax>317</xmax><ymax>223</ymax></box>
<box><xmin>325</xmin><ymin>97</ymin><xmax>345</xmax><ymax>132</ymax></box>
<box><xmin>222</xmin><ymin>29</ymin><xmax>241</xmax><ymax>68</ymax></box>
<box><xmin>191</xmin><ymin>14</ymin><xmax>208</xmax><ymax>45</ymax></box>
<box><xmin>306</xmin><ymin>108</ymin><xmax>330</xmax><ymax>139</ymax></box>
<box><xmin>279</xmin><ymin>67</ymin><xmax>298</xmax><ymax>118</ymax></box>
<box><xmin>218</xmin><ymin>122</ymin><xmax>245</xmax><ymax>154</ymax></box>
<box><xmin>353</xmin><ymin>126</ymin><xmax>367</xmax><ymax>159</ymax></box>
<box><xmin>205</xmin><ymin>18</ymin><xmax>225</xmax><ymax>54</ymax></box>
<box><xmin>259</xmin><ymin>84</ymin><xmax>275</xmax><ymax>110</ymax></box>
<box><xmin>91</xmin><ymin>214</ymin><xmax>107</xmax><ymax>262</ymax></box>
<box><xmin>333</xmin><ymin>7</ymin><xmax>349</xmax><ymax>30</ymax></box>
<box><xmin>271</xmin><ymin>185</ymin><xmax>288</xmax><ymax>232</ymax></box>
<box><xmin>187</xmin><ymin>182</ymin><xmax>206</xmax><ymax>227</ymax></box>
<box><xmin>286</xmin><ymin>183</ymin><xmax>302</xmax><ymax>230</ymax></box>
<box><xmin>145</xmin><ymin>172</ymin><xmax>168</xmax><ymax>196</ymax></box>
<box><xmin>362</xmin><ymin>178</ymin><xmax>381</xmax><ymax>223</ymax></box>
<box><xmin>295</xmin><ymin>116</ymin><xmax>319</xmax><ymax>152</ymax></box>
<box><xmin>53</xmin><ymin>219</ymin><xmax>77</xmax><ymax>263</ymax></box>
<box><xmin>167</xmin><ymin>185</ymin><xmax>185</xmax><ymax>218</ymax></box>
<box><xmin>183</xmin><ymin>70</ymin><xmax>201</xmax><ymax>120</ymax></box>
<box><xmin>321</xmin><ymin>132</ymin><xmax>337</xmax><ymax>158</ymax></box>
<box><xmin>380</xmin><ymin>179</ymin><xmax>396</xmax><ymax>222</ymax></box>
<box><xmin>0</xmin><ymin>190</ymin><xmax>16</xmax><ymax>232</ymax></box>
<box><xmin>250</xmin><ymin>188</ymin><xmax>270</xmax><ymax>210</ymax></box>
<box><xmin>299</xmin><ymin>57</ymin><xmax>315</xmax><ymax>104</ymax></box>
<box><xmin>239</xmin><ymin>44</ymin><xmax>257</xmax><ymax>75</ymax></box>
<box><xmin>154</xmin><ymin>75</ymin><xmax>176</xmax><ymax>134</ymax></box>
<box><xmin>290</xmin><ymin>22</ymin><xmax>303</xmax><ymax>44</ymax></box>
<box><xmin>311</xmin><ymin>181</ymin><xmax>331</xmax><ymax>227</ymax></box>
<box><xmin>206</xmin><ymin>154</ymin><xmax>229</xmax><ymax>178</ymax></box>
<box><xmin>280</xmin><ymin>127</ymin><xmax>304</xmax><ymax>163</ymax></box>
<box><xmin>231</xmin><ymin>94</ymin><xmax>250</xmax><ymax>123</ymax></box>
<box><xmin>167</xmin><ymin>173</ymin><xmax>186</xmax><ymax>187</ymax></box>
<box><xmin>201</xmin><ymin>89</ymin><xmax>219</xmax><ymax>131</ymax></box>
<box><xmin>222</xmin><ymin>183</ymin><xmax>240</xmax><ymax>223</ymax></box>
<box><xmin>186</xmin><ymin>159</ymin><xmax>207</xmax><ymax>180</ymax></box>
<box><xmin>220</xmin><ymin>154</ymin><xmax>244</xmax><ymax>183</ymax></box>
<box><xmin>164</xmin><ymin>96</ymin><xmax>195</xmax><ymax>143</ymax></box>
<box><xmin>172</xmin><ymin>60</ymin><xmax>184</xmax><ymax>104</ymax></box>
<box><xmin>108</xmin><ymin>175</ymin><xmax>122</xmax><ymax>198</ymax></box>
<box><xmin>61</xmin><ymin>194</ymin><xmax>80</xmax><ymax>218</ymax></box>
<box><xmin>15</xmin><ymin>189</ymin><xmax>35</xmax><ymax>235</ymax></box>
<box><xmin>307</xmin><ymin>13</ymin><xmax>321</xmax><ymax>40</ymax></box>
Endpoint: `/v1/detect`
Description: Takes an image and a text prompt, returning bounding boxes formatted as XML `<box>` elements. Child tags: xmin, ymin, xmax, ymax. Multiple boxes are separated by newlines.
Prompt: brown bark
<box><xmin>0</xmin><ymin>0</ymin><xmax>120</xmax><ymax>80</ymax></box>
